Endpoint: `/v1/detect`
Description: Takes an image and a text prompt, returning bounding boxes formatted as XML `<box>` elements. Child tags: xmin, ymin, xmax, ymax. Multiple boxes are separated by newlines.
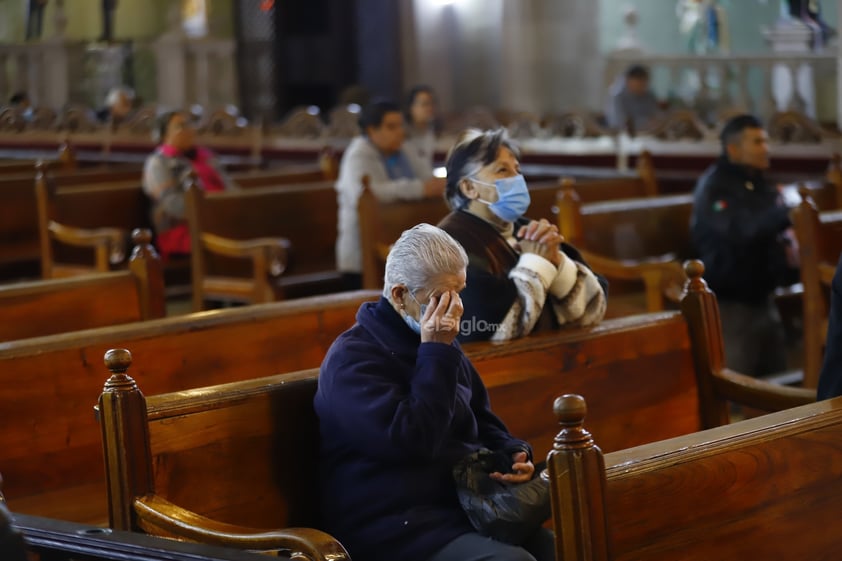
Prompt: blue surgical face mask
<box><xmin>472</xmin><ymin>174</ymin><xmax>531</xmax><ymax>223</ymax></box>
<box><xmin>403</xmin><ymin>291</ymin><xmax>427</xmax><ymax>334</ymax></box>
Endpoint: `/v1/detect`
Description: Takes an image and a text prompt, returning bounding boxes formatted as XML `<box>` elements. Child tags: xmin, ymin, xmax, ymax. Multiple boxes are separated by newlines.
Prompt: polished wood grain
<box><xmin>0</xmin><ymin>289</ymin><xmax>380</xmax><ymax>523</ymax></box>
<box><xmin>0</xmin><ymin>230</ymin><xmax>164</xmax><ymax>341</ymax></box>
<box><xmin>186</xmin><ymin>181</ymin><xmax>343</xmax><ymax>309</ymax></box>
<box><xmin>548</xmin><ymin>394</ymin><xmax>842</xmax><ymax>561</ymax></box>
<box><xmin>98</xmin><ymin>353</ymin><xmax>350</xmax><ymax>559</ymax></box>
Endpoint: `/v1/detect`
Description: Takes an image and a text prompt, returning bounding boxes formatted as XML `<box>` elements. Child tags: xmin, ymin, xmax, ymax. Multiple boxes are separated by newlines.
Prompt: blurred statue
<box><xmin>785</xmin><ymin>0</ymin><xmax>834</xmax><ymax>49</ymax></box>
<box><xmin>100</xmin><ymin>0</ymin><xmax>118</xmax><ymax>42</ymax></box>
<box><xmin>676</xmin><ymin>0</ymin><xmax>730</xmax><ymax>54</ymax></box>
<box><xmin>25</xmin><ymin>0</ymin><xmax>47</xmax><ymax>40</ymax></box>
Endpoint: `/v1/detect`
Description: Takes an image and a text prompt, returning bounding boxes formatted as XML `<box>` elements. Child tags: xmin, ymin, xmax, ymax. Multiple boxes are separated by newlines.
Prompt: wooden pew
<box><xmin>185</xmin><ymin>181</ymin><xmax>342</xmax><ymax>309</ymax></box>
<box><xmin>0</xmin><ymin>230</ymin><xmax>164</xmax><ymax>341</ymax></box>
<box><xmin>98</xmin><ymin>350</ymin><xmax>350</xmax><ymax>560</ymax></box>
<box><xmin>3</xmin><ymin>259</ymin><xmax>811</xmax><ymax>525</ymax></box>
<box><xmin>92</xmin><ymin>264</ymin><xmax>813</xmax><ymax>558</ymax></box>
<box><xmin>12</xmin><ymin>513</ymin><xmax>277</xmax><ymax>561</ymax></box>
<box><xmin>790</xmin><ymin>191</ymin><xmax>842</xmax><ymax>388</ymax></box>
<box><xmin>0</xmin><ymin>289</ymin><xmax>381</xmax><ymax>524</ymax></box>
<box><xmin>559</xmin><ymin>150</ymin><xmax>659</xmax><ymax>203</ymax></box>
<box><xmin>546</xmin><ymin>394</ymin><xmax>842</xmax><ymax>561</ymax></box>
<box><xmin>556</xmin><ymin>189</ymin><xmax>693</xmax><ymax>316</ymax></box>
<box><xmin>556</xmin><ymin>180</ymin><xmax>839</xmax><ymax>317</ymax></box>
<box><xmin>0</xmin><ymin>164</ymin><xmax>145</xmax><ymax>278</ymax></box>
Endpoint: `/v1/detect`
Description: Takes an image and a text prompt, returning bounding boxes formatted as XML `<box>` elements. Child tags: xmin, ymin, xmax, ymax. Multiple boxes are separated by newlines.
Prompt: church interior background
<box><xmin>0</xmin><ymin>0</ymin><xmax>839</xmax><ymax>142</ymax></box>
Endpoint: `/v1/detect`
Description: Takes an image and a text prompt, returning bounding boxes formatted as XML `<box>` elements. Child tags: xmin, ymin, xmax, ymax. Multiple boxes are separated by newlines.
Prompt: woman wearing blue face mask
<box><xmin>439</xmin><ymin>129</ymin><xmax>607</xmax><ymax>342</ymax></box>
<box><xmin>315</xmin><ymin>224</ymin><xmax>555</xmax><ymax>561</ymax></box>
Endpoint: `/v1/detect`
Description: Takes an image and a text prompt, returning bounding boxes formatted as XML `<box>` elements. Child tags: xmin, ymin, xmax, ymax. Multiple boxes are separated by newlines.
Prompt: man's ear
<box><xmin>390</xmin><ymin>284</ymin><xmax>407</xmax><ymax>306</ymax></box>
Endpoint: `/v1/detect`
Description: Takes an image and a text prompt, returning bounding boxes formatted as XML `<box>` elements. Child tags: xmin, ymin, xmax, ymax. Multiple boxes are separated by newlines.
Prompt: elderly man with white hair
<box><xmin>314</xmin><ymin>223</ymin><xmax>555</xmax><ymax>561</ymax></box>
<box><xmin>96</xmin><ymin>86</ymin><xmax>135</xmax><ymax>124</ymax></box>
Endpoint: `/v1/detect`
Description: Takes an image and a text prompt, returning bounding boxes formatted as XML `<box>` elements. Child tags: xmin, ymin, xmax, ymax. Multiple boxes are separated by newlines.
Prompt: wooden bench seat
<box><xmin>547</xmin><ymin>394</ymin><xmax>842</xmax><ymax>561</ymax></box>
<box><xmin>0</xmin><ymin>230</ymin><xmax>164</xmax><ymax>341</ymax></box>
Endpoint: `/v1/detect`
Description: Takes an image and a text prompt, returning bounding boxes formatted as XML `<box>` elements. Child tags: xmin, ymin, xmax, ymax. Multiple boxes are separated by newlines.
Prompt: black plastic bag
<box><xmin>452</xmin><ymin>448</ymin><xmax>551</xmax><ymax>545</ymax></box>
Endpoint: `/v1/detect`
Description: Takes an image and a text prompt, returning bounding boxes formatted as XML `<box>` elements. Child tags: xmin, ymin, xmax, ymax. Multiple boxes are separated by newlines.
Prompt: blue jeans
<box><xmin>427</xmin><ymin>528</ymin><xmax>556</xmax><ymax>561</ymax></box>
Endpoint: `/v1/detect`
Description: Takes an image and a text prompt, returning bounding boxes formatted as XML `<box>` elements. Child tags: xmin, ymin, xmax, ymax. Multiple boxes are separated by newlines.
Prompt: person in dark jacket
<box><xmin>817</xmin><ymin>253</ymin><xmax>842</xmax><ymax>400</ymax></box>
<box><xmin>438</xmin><ymin>128</ymin><xmax>606</xmax><ymax>343</ymax></box>
<box><xmin>314</xmin><ymin>224</ymin><xmax>555</xmax><ymax>561</ymax></box>
<box><xmin>690</xmin><ymin>114</ymin><xmax>799</xmax><ymax>377</ymax></box>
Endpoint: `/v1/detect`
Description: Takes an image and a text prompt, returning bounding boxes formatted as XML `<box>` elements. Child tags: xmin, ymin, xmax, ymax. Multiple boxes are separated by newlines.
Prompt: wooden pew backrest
<box><xmin>547</xmin><ymin>394</ymin><xmax>842</xmax><ymax>561</ymax></box>
<box><xmin>186</xmin><ymin>181</ymin><xmax>341</xmax><ymax>307</ymax></box>
<box><xmin>0</xmin><ymin>289</ymin><xmax>380</xmax><ymax>523</ymax></box>
<box><xmin>98</xmin><ymin>357</ymin><xmax>349</xmax><ymax>559</ymax></box>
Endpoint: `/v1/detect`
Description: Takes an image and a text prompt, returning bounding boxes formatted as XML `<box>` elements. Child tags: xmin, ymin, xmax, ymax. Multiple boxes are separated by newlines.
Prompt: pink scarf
<box><xmin>159</xmin><ymin>144</ymin><xmax>225</xmax><ymax>193</ymax></box>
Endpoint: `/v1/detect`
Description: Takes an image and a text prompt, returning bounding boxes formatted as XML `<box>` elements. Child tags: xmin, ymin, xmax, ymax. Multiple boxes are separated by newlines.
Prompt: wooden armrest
<box><xmin>578</xmin><ymin>249</ymin><xmax>683</xmax><ymax>280</ymax></box>
<box><xmin>48</xmin><ymin>221</ymin><xmax>126</xmax><ymax>264</ymax></box>
<box><xmin>201</xmin><ymin>233</ymin><xmax>291</xmax><ymax>277</ymax></box>
<box><xmin>134</xmin><ymin>495</ymin><xmax>350</xmax><ymax>560</ymax></box>
<box><xmin>579</xmin><ymin>249</ymin><xmax>686</xmax><ymax>311</ymax></box>
<box><xmin>712</xmin><ymin>367</ymin><xmax>816</xmax><ymax>412</ymax></box>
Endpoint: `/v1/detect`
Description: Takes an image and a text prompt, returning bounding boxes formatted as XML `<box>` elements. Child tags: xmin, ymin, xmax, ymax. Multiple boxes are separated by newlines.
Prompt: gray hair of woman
<box><xmin>383</xmin><ymin>223</ymin><xmax>468</xmax><ymax>298</ymax></box>
<box><xmin>444</xmin><ymin>128</ymin><xmax>521</xmax><ymax>211</ymax></box>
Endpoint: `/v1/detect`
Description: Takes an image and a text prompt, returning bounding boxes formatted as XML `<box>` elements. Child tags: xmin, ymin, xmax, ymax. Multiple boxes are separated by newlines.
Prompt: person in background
<box><xmin>142</xmin><ymin>110</ymin><xmax>235</xmax><ymax>260</ymax></box>
<box><xmin>605</xmin><ymin>64</ymin><xmax>662</xmax><ymax>133</ymax></box>
<box><xmin>438</xmin><ymin>128</ymin><xmax>607</xmax><ymax>342</ymax></box>
<box><xmin>95</xmin><ymin>86</ymin><xmax>135</xmax><ymax>125</ymax></box>
<box><xmin>8</xmin><ymin>92</ymin><xmax>34</xmax><ymax>123</ymax></box>
<box><xmin>817</xmin><ymin>253</ymin><xmax>842</xmax><ymax>400</ymax></box>
<box><xmin>315</xmin><ymin>223</ymin><xmax>555</xmax><ymax>561</ymax></box>
<box><xmin>690</xmin><ymin>114</ymin><xmax>800</xmax><ymax>378</ymax></box>
<box><xmin>334</xmin><ymin>99</ymin><xmax>446</xmax><ymax>290</ymax></box>
<box><xmin>403</xmin><ymin>85</ymin><xmax>439</xmax><ymax>171</ymax></box>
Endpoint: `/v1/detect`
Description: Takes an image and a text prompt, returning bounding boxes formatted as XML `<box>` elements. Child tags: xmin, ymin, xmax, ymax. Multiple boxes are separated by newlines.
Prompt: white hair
<box><xmin>383</xmin><ymin>223</ymin><xmax>468</xmax><ymax>298</ymax></box>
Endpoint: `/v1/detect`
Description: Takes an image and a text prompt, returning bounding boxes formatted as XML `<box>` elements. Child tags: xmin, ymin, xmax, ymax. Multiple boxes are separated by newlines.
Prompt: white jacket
<box><xmin>335</xmin><ymin>136</ymin><xmax>433</xmax><ymax>273</ymax></box>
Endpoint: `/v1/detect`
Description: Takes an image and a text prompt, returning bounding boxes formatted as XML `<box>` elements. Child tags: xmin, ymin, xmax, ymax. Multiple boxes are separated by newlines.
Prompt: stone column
<box><xmin>534</xmin><ymin>0</ymin><xmax>602</xmax><ymax>113</ymax></box>
<box><xmin>499</xmin><ymin>0</ymin><xmax>538</xmax><ymax>112</ymax></box>
<box><xmin>153</xmin><ymin>5</ymin><xmax>187</xmax><ymax>109</ymax></box>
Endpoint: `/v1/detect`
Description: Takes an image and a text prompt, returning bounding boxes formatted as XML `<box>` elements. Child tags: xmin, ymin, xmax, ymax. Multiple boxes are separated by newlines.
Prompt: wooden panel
<box><xmin>603</xmin><ymin>398</ymin><xmax>842</xmax><ymax>560</ymax></box>
<box><xmin>469</xmin><ymin>312</ymin><xmax>698</xmax><ymax>455</ymax></box>
<box><xmin>0</xmin><ymin>273</ymin><xmax>142</xmax><ymax>341</ymax></box>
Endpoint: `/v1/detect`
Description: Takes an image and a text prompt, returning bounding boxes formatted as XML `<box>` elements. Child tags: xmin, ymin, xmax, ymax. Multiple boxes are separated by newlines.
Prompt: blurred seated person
<box><xmin>403</xmin><ymin>84</ymin><xmax>439</xmax><ymax>170</ymax></box>
<box><xmin>438</xmin><ymin>129</ymin><xmax>607</xmax><ymax>342</ymax></box>
<box><xmin>605</xmin><ymin>64</ymin><xmax>662</xmax><ymax>132</ymax></box>
<box><xmin>8</xmin><ymin>92</ymin><xmax>33</xmax><ymax>121</ymax></box>
<box><xmin>142</xmin><ymin>110</ymin><xmax>235</xmax><ymax>260</ymax></box>
<box><xmin>95</xmin><ymin>86</ymin><xmax>135</xmax><ymax>125</ymax></box>
<box><xmin>690</xmin><ymin>114</ymin><xmax>800</xmax><ymax>377</ymax></box>
<box><xmin>315</xmin><ymin>223</ymin><xmax>555</xmax><ymax>561</ymax></box>
<box><xmin>818</xmin><ymin>253</ymin><xmax>842</xmax><ymax>400</ymax></box>
<box><xmin>335</xmin><ymin>99</ymin><xmax>446</xmax><ymax>290</ymax></box>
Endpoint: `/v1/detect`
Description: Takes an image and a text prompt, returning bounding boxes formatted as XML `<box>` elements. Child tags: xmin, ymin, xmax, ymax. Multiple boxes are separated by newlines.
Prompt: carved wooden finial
<box><xmin>552</xmin><ymin>394</ymin><xmax>592</xmax><ymax>449</ymax></box>
<box><xmin>131</xmin><ymin>228</ymin><xmax>152</xmax><ymax>247</ymax></box>
<box><xmin>683</xmin><ymin>259</ymin><xmax>707</xmax><ymax>292</ymax></box>
<box><xmin>103</xmin><ymin>349</ymin><xmax>136</xmax><ymax>392</ymax></box>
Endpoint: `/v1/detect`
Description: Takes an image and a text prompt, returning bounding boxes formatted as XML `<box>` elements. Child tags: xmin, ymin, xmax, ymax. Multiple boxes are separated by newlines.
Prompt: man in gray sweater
<box><xmin>605</xmin><ymin>64</ymin><xmax>662</xmax><ymax>133</ymax></box>
<box><xmin>335</xmin><ymin>100</ymin><xmax>446</xmax><ymax>289</ymax></box>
